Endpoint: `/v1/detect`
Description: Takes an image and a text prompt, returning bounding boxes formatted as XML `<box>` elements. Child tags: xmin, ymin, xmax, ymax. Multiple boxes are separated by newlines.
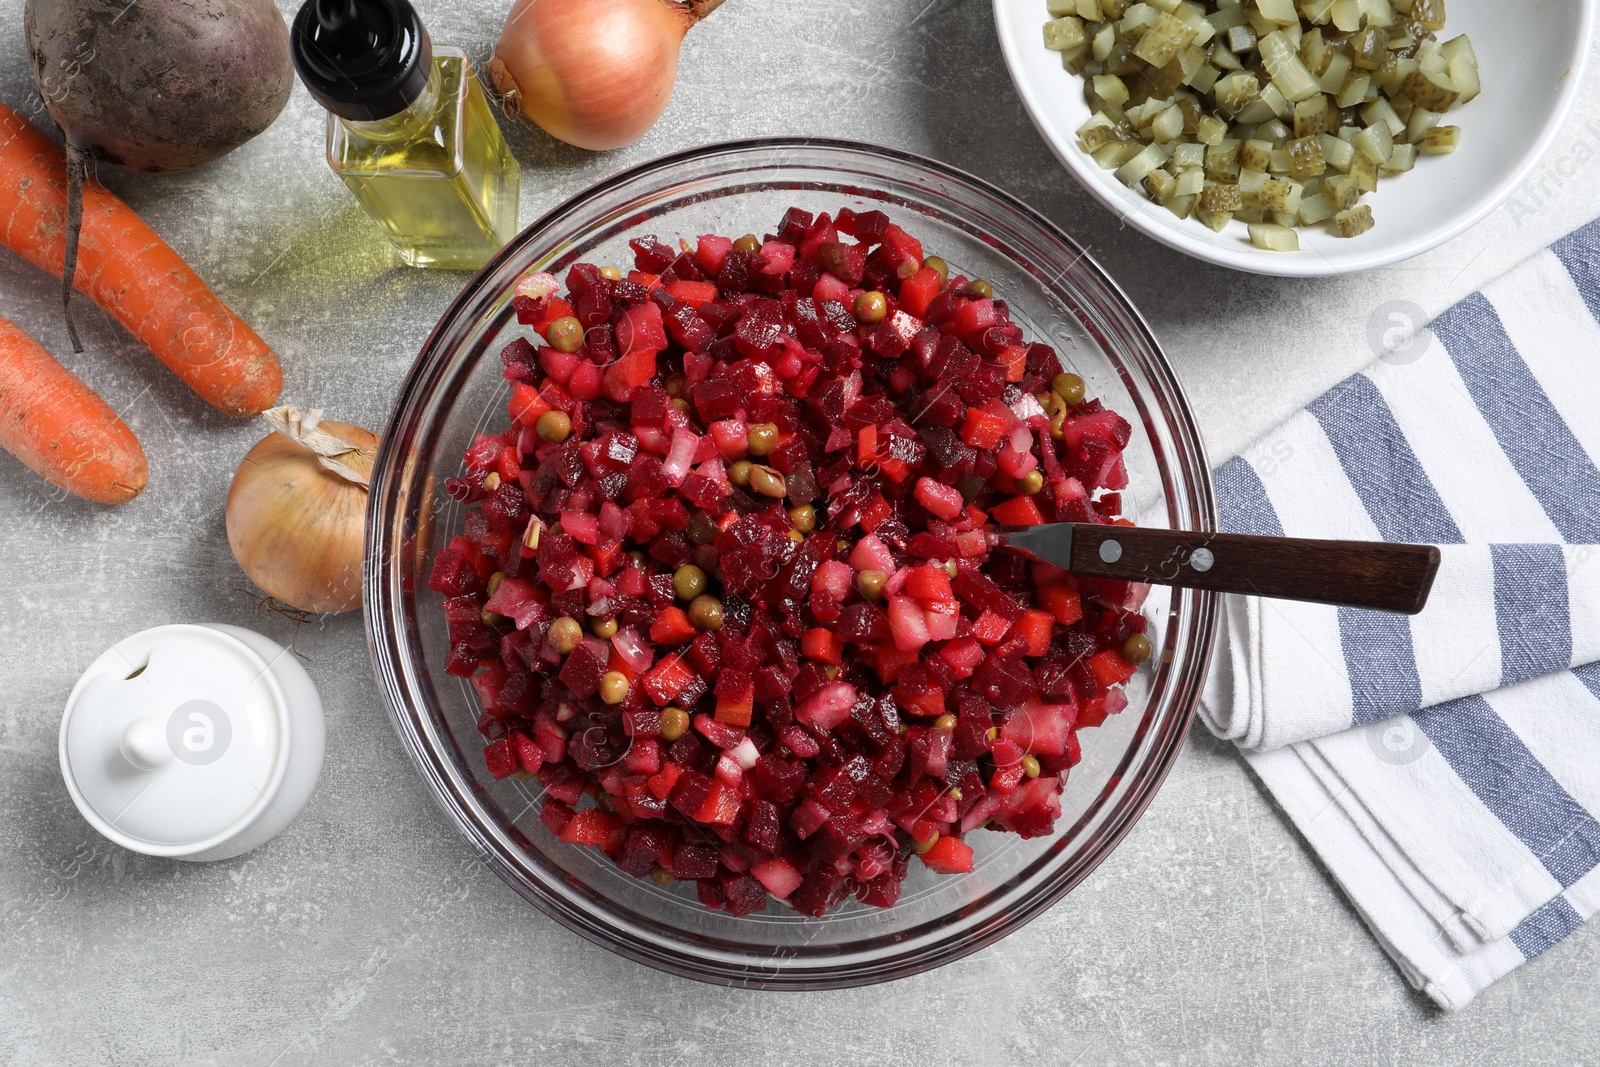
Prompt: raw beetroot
<box><xmin>430</xmin><ymin>207</ymin><xmax>1149</xmax><ymax>918</ymax></box>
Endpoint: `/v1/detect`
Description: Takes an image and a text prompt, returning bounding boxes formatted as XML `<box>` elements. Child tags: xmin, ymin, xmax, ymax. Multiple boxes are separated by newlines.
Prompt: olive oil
<box><xmin>291</xmin><ymin>0</ymin><xmax>521</xmax><ymax>271</ymax></box>
<box><xmin>328</xmin><ymin>48</ymin><xmax>520</xmax><ymax>269</ymax></box>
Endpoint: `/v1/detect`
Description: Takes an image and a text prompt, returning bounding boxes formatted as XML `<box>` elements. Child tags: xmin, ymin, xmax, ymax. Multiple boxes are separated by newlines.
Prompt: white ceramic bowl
<box><xmin>994</xmin><ymin>0</ymin><xmax>1594</xmax><ymax>275</ymax></box>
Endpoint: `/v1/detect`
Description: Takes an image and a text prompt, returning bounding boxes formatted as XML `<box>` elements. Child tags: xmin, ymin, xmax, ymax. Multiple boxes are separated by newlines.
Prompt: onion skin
<box><xmin>226</xmin><ymin>421</ymin><xmax>375</xmax><ymax>616</ymax></box>
<box><xmin>491</xmin><ymin>0</ymin><xmax>721</xmax><ymax>151</ymax></box>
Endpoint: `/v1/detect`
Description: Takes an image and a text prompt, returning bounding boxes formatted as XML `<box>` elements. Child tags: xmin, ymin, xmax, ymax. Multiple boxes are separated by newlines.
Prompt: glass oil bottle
<box><xmin>291</xmin><ymin>0</ymin><xmax>520</xmax><ymax>269</ymax></box>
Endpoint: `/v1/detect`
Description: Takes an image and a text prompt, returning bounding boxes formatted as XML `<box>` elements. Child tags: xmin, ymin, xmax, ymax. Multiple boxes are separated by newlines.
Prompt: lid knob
<box><xmin>119</xmin><ymin>715</ymin><xmax>173</xmax><ymax>771</ymax></box>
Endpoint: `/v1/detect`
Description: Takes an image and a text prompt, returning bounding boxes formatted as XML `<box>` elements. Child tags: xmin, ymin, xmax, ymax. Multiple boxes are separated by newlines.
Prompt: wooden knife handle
<box><xmin>1067</xmin><ymin>525</ymin><xmax>1441</xmax><ymax>615</ymax></box>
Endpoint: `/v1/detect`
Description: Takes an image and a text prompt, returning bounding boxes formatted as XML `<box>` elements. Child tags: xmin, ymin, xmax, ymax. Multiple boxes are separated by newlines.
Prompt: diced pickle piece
<box><xmin>1045</xmin><ymin>15</ymin><xmax>1090</xmax><ymax>50</ymax></box>
<box><xmin>1248</xmin><ymin>222</ymin><xmax>1300</xmax><ymax>250</ymax></box>
<box><xmin>1205</xmin><ymin>138</ymin><xmax>1243</xmax><ymax>180</ymax></box>
<box><xmin>1256</xmin><ymin>0</ymin><xmax>1300</xmax><ymax>23</ymax></box>
<box><xmin>1400</xmin><ymin>69</ymin><xmax>1459</xmax><ymax>111</ymax></box>
<box><xmin>1199</xmin><ymin>181</ymin><xmax>1244</xmax><ymax>211</ymax></box>
<box><xmin>1381</xmin><ymin>142</ymin><xmax>1417</xmax><ymax>172</ymax></box>
<box><xmin>1114</xmin><ymin>142</ymin><xmax>1169</xmax><ymax>183</ymax></box>
<box><xmin>1239</xmin><ymin>138</ymin><xmax>1274</xmax><ymax>170</ymax></box>
<box><xmin>1195</xmin><ymin>113</ymin><xmax>1229</xmax><ymax>144</ymax></box>
<box><xmin>1333</xmin><ymin>204</ymin><xmax>1375</xmax><ymax>237</ymax></box>
<box><xmin>1337</xmin><ymin>72</ymin><xmax>1371</xmax><ymax>107</ymax></box>
<box><xmin>1293</xmin><ymin>93</ymin><xmax>1332</xmax><ymax>137</ymax></box>
<box><xmin>1348</xmin><ymin>26</ymin><xmax>1388</xmax><ymax>69</ymax></box>
<box><xmin>1319</xmin><ymin>52</ymin><xmax>1353</xmax><ymax>94</ymax></box>
<box><xmin>1175</xmin><ymin>166</ymin><xmax>1207</xmax><ymax>196</ymax></box>
<box><xmin>1260</xmin><ymin>30</ymin><xmax>1322</xmax><ymax>102</ymax></box>
<box><xmin>1258</xmin><ymin>177</ymin><xmax>1303</xmax><ymax>214</ymax></box>
<box><xmin>1422</xmin><ymin>124</ymin><xmax>1460</xmax><ymax>153</ymax></box>
<box><xmin>1352</xmin><ymin>122</ymin><xmax>1394</xmax><ymax>164</ymax></box>
<box><xmin>1133</xmin><ymin>12</ymin><xmax>1199</xmax><ymax>65</ymax></box>
<box><xmin>1442</xmin><ymin>34</ymin><xmax>1480</xmax><ymax>103</ymax></box>
<box><xmin>1327</xmin><ymin>171</ymin><xmax>1361</xmax><ymax>209</ymax></box>
<box><xmin>1194</xmin><ymin>209</ymin><xmax>1234</xmax><ymax>231</ymax></box>
<box><xmin>1227</xmin><ymin>23</ymin><xmax>1258</xmax><ymax>51</ymax></box>
<box><xmin>1298</xmin><ymin>190</ymin><xmax>1338</xmax><ymax>224</ymax></box>
<box><xmin>1410</xmin><ymin>0</ymin><xmax>1445</xmax><ymax>30</ymax></box>
<box><xmin>1349</xmin><ymin>150</ymin><xmax>1378</xmax><ymax>192</ymax></box>
<box><xmin>1048</xmin><ymin>0</ymin><xmax>1079</xmax><ymax>13</ymax></box>
<box><xmin>1214</xmin><ymin>71</ymin><xmax>1262</xmax><ymax>113</ymax></box>
<box><xmin>1285</xmin><ymin>135</ymin><xmax>1326</xmax><ymax>178</ymax></box>
<box><xmin>1093</xmin><ymin>74</ymin><xmax>1132</xmax><ymax>106</ymax></box>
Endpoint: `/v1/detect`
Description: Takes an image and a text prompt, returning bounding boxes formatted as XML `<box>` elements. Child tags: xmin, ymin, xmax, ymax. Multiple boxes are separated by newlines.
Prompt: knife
<box><xmin>993</xmin><ymin>523</ymin><xmax>1441</xmax><ymax>615</ymax></box>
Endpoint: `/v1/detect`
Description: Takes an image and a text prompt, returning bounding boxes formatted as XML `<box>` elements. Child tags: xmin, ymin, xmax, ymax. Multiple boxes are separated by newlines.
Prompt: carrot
<box><xmin>0</xmin><ymin>102</ymin><xmax>282</xmax><ymax>418</ymax></box>
<box><xmin>0</xmin><ymin>316</ymin><xmax>147</xmax><ymax>505</ymax></box>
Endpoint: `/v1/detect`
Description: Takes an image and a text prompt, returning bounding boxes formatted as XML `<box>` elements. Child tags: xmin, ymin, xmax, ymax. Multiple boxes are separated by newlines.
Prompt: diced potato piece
<box><xmin>1293</xmin><ymin>93</ymin><xmax>1332</xmax><ymax>137</ymax></box>
<box><xmin>1423</xmin><ymin>125</ymin><xmax>1461</xmax><ymax>153</ymax></box>
<box><xmin>1115</xmin><ymin>142</ymin><xmax>1169</xmax><ymax>183</ymax></box>
<box><xmin>1353</xmin><ymin>122</ymin><xmax>1394</xmax><ymax>164</ymax></box>
<box><xmin>1298</xmin><ymin>190</ymin><xmax>1338</xmax><ymax>223</ymax></box>
<box><xmin>1401</xmin><ymin>69</ymin><xmax>1459</xmax><ymax>111</ymax></box>
<box><xmin>1239</xmin><ymin>138</ymin><xmax>1274</xmax><ymax>170</ymax></box>
<box><xmin>1249</xmin><ymin>222</ymin><xmax>1300</xmax><ymax>250</ymax></box>
<box><xmin>1381</xmin><ymin>142</ymin><xmax>1417</xmax><ymax>172</ymax></box>
<box><xmin>1133</xmin><ymin>12</ymin><xmax>1198</xmax><ymax>65</ymax></box>
<box><xmin>1286</xmin><ymin>135</ymin><xmax>1326</xmax><ymax>178</ymax></box>
<box><xmin>1198</xmin><ymin>181</ymin><xmax>1243</xmax><ymax>211</ymax></box>
<box><xmin>1334</xmin><ymin>204</ymin><xmax>1375</xmax><ymax>237</ymax></box>
<box><xmin>1045</xmin><ymin>15</ymin><xmax>1089</xmax><ymax>50</ymax></box>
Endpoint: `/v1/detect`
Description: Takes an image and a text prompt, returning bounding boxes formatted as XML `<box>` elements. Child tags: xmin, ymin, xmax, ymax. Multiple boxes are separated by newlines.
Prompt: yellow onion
<box><xmin>227</xmin><ymin>406</ymin><xmax>376</xmax><ymax>615</ymax></box>
<box><xmin>489</xmin><ymin>0</ymin><xmax>726</xmax><ymax>151</ymax></box>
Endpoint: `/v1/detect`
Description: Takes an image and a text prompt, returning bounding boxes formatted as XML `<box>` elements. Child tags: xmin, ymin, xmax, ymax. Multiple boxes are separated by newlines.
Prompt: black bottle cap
<box><xmin>291</xmin><ymin>0</ymin><xmax>433</xmax><ymax>122</ymax></box>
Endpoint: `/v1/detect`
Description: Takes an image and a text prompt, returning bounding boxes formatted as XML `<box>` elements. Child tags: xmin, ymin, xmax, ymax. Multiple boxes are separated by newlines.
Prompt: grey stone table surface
<box><xmin>3</xmin><ymin>1</ymin><xmax>1598</xmax><ymax>1063</ymax></box>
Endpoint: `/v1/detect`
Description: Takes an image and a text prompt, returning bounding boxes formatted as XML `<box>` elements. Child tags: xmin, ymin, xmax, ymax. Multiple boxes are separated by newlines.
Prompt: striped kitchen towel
<box><xmin>1204</xmin><ymin>217</ymin><xmax>1600</xmax><ymax>1010</ymax></box>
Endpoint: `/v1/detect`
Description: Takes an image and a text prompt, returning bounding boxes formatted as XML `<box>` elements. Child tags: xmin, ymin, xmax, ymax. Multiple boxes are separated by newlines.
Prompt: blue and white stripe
<box><xmin>1203</xmin><ymin>217</ymin><xmax>1600</xmax><ymax>1009</ymax></box>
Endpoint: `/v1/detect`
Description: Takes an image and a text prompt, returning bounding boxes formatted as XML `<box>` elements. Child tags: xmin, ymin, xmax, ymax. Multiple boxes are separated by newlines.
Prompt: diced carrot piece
<box><xmin>650</xmin><ymin>606</ymin><xmax>696</xmax><ymax>645</ymax></box>
<box><xmin>1087</xmin><ymin>649</ymin><xmax>1138</xmax><ymax>689</ymax></box>
<box><xmin>1037</xmin><ymin>583</ymin><xmax>1083</xmax><ymax>626</ymax></box>
<box><xmin>801</xmin><ymin>628</ymin><xmax>845</xmax><ymax>666</ymax></box>
<box><xmin>919</xmin><ymin>835</ymin><xmax>975</xmax><ymax>874</ymax></box>
<box><xmin>991</xmin><ymin>495</ymin><xmax>1045</xmax><ymax>526</ymax></box>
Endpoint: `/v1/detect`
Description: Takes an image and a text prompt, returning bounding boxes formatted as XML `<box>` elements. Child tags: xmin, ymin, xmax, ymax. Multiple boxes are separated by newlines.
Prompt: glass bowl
<box><xmin>364</xmin><ymin>138</ymin><xmax>1219</xmax><ymax>988</ymax></box>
